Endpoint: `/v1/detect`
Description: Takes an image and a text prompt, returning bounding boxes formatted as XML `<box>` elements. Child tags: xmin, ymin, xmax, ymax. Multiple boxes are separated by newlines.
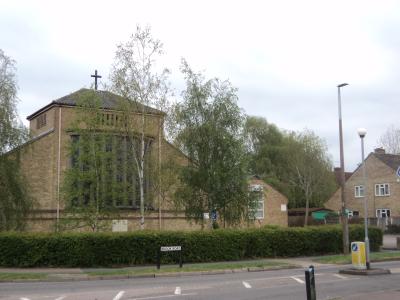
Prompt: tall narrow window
<box><xmin>249</xmin><ymin>184</ymin><xmax>264</xmax><ymax>219</ymax></box>
<box><xmin>67</xmin><ymin>133</ymin><xmax>153</xmax><ymax>209</ymax></box>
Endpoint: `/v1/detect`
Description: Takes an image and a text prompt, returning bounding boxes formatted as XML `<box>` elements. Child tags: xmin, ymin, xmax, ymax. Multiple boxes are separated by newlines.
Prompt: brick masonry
<box><xmin>325</xmin><ymin>152</ymin><xmax>400</xmax><ymax>218</ymax></box>
<box><xmin>18</xmin><ymin>91</ymin><xmax>289</xmax><ymax>231</ymax></box>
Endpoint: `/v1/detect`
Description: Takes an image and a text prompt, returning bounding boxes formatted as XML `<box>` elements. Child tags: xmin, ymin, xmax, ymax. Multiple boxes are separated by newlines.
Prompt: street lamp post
<box><xmin>357</xmin><ymin>127</ymin><xmax>370</xmax><ymax>270</ymax></box>
<box><xmin>337</xmin><ymin>83</ymin><xmax>349</xmax><ymax>254</ymax></box>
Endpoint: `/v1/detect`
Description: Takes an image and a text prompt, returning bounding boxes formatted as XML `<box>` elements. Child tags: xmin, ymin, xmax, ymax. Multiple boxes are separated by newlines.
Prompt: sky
<box><xmin>1</xmin><ymin>0</ymin><xmax>400</xmax><ymax>171</ymax></box>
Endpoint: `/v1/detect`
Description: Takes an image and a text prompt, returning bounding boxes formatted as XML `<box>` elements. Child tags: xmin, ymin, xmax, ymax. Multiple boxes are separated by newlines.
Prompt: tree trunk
<box><xmin>139</xmin><ymin>107</ymin><xmax>145</xmax><ymax>230</ymax></box>
<box><xmin>304</xmin><ymin>186</ymin><xmax>311</xmax><ymax>227</ymax></box>
<box><xmin>304</xmin><ymin>198</ymin><xmax>309</xmax><ymax>227</ymax></box>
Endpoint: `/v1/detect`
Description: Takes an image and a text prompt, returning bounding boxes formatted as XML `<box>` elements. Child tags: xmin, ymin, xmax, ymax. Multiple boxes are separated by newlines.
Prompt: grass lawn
<box><xmin>85</xmin><ymin>260</ymin><xmax>296</xmax><ymax>277</ymax></box>
<box><xmin>312</xmin><ymin>251</ymin><xmax>400</xmax><ymax>264</ymax></box>
<box><xmin>0</xmin><ymin>273</ymin><xmax>48</xmax><ymax>281</ymax></box>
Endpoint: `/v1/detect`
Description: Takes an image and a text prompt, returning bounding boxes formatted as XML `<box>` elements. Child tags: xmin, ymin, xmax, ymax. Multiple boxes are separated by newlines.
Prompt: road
<box><xmin>1</xmin><ymin>261</ymin><xmax>400</xmax><ymax>300</ymax></box>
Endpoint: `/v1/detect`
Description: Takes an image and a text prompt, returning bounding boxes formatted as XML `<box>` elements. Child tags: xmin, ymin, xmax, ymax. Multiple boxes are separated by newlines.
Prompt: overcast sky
<box><xmin>2</xmin><ymin>0</ymin><xmax>400</xmax><ymax>171</ymax></box>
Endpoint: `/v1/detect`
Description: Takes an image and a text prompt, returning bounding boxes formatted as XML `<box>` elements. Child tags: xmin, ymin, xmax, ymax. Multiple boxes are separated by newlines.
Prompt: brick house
<box><xmin>248</xmin><ymin>176</ymin><xmax>288</xmax><ymax>228</ymax></box>
<box><xmin>325</xmin><ymin>148</ymin><xmax>400</xmax><ymax>221</ymax></box>
<box><xmin>15</xmin><ymin>89</ymin><xmax>288</xmax><ymax>231</ymax></box>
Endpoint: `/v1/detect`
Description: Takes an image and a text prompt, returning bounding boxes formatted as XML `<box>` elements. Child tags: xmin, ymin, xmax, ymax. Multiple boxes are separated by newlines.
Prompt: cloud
<box><xmin>2</xmin><ymin>0</ymin><xmax>400</xmax><ymax>172</ymax></box>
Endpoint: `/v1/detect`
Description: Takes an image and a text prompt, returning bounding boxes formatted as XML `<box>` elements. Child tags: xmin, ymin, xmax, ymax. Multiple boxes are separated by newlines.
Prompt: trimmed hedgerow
<box><xmin>0</xmin><ymin>225</ymin><xmax>382</xmax><ymax>267</ymax></box>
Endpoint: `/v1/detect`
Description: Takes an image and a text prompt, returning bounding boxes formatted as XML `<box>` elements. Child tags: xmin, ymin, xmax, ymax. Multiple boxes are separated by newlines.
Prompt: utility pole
<box><xmin>337</xmin><ymin>83</ymin><xmax>349</xmax><ymax>255</ymax></box>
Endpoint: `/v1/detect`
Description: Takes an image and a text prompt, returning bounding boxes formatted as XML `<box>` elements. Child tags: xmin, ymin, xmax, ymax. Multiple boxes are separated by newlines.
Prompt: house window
<box><xmin>249</xmin><ymin>185</ymin><xmax>264</xmax><ymax>219</ymax></box>
<box><xmin>348</xmin><ymin>210</ymin><xmax>359</xmax><ymax>217</ymax></box>
<box><xmin>376</xmin><ymin>208</ymin><xmax>391</xmax><ymax>218</ymax></box>
<box><xmin>36</xmin><ymin>113</ymin><xmax>47</xmax><ymax>129</ymax></box>
<box><xmin>354</xmin><ymin>185</ymin><xmax>364</xmax><ymax>198</ymax></box>
<box><xmin>375</xmin><ymin>183</ymin><xmax>390</xmax><ymax>196</ymax></box>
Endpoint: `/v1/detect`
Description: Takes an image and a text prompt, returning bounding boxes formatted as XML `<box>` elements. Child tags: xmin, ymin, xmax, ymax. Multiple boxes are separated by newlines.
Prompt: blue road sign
<box><xmin>396</xmin><ymin>166</ymin><xmax>400</xmax><ymax>177</ymax></box>
<box><xmin>351</xmin><ymin>243</ymin><xmax>358</xmax><ymax>252</ymax></box>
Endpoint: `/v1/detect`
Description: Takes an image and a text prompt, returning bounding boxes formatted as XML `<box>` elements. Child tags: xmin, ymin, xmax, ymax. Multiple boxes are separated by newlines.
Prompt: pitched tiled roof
<box><xmin>373</xmin><ymin>153</ymin><xmax>400</xmax><ymax>171</ymax></box>
<box><xmin>333</xmin><ymin>168</ymin><xmax>353</xmax><ymax>185</ymax></box>
<box><xmin>27</xmin><ymin>88</ymin><xmax>163</xmax><ymax>120</ymax></box>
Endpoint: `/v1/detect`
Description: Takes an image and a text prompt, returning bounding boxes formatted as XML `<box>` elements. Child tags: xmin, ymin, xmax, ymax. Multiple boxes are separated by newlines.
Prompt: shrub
<box><xmin>386</xmin><ymin>224</ymin><xmax>400</xmax><ymax>234</ymax></box>
<box><xmin>0</xmin><ymin>225</ymin><xmax>382</xmax><ymax>267</ymax></box>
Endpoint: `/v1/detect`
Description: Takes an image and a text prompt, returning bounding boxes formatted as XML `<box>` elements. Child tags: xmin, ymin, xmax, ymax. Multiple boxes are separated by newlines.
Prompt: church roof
<box><xmin>27</xmin><ymin>88</ymin><xmax>164</xmax><ymax>120</ymax></box>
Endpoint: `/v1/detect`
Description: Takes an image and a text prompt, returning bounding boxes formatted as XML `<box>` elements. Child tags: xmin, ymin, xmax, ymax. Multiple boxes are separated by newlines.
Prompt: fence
<box><xmin>289</xmin><ymin>215</ymin><xmax>400</xmax><ymax>231</ymax></box>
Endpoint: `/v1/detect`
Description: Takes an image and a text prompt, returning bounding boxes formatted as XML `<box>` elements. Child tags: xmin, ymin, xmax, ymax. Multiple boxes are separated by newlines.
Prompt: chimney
<box><xmin>374</xmin><ymin>148</ymin><xmax>385</xmax><ymax>154</ymax></box>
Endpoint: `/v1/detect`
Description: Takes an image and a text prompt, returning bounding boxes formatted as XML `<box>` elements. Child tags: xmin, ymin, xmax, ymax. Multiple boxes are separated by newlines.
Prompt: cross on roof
<box><xmin>91</xmin><ymin>70</ymin><xmax>102</xmax><ymax>90</ymax></box>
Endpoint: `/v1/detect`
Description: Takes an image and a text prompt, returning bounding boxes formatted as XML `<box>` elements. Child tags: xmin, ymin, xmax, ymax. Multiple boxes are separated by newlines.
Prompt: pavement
<box><xmin>382</xmin><ymin>234</ymin><xmax>399</xmax><ymax>250</ymax></box>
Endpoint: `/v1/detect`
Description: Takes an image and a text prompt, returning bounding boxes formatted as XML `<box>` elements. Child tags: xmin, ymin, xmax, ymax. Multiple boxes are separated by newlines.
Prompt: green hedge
<box><xmin>0</xmin><ymin>225</ymin><xmax>382</xmax><ymax>267</ymax></box>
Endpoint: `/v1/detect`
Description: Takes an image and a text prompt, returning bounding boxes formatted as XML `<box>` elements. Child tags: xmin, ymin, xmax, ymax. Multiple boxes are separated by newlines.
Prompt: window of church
<box><xmin>100</xmin><ymin>113</ymin><xmax>117</xmax><ymax>127</ymax></box>
<box><xmin>36</xmin><ymin>113</ymin><xmax>47</xmax><ymax>129</ymax></box>
<box><xmin>67</xmin><ymin>133</ymin><xmax>153</xmax><ymax>209</ymax></box>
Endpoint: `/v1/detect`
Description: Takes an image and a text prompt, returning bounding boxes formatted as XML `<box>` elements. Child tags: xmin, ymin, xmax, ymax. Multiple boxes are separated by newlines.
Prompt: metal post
<box><xmin>305</xmin><ymin>265</ymin><xmax>316</xmax><ymax>300</ymax></box>
<box><xmin>337</xmin><ymin>83</ymin><xmax>349</xmax><ymax>254</ymax></box>
<box><xmin>359</xmin><ymin>131</ymin><xmax>370</xmax><ymax>269</ymax></box>
<box><xmin>179</xmin><ymin>249</ymin><xmax>183</xmax><ymax>268</ymax></box>
<box><xmin>157</xmin><ymin>249</ymin><xmax>161</xmax><ymax>270</ymax></box>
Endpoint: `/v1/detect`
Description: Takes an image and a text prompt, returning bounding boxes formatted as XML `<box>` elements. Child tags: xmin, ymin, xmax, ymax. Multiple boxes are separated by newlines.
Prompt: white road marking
<box><xmin>20</xmin><ymin>298</ymin><xmax>30</xmax><ymax>300</ymax></box>
<box><xmin>174</xmin><ymin>287</ymin><xmax>181</xmax><ymax>295</ymax></box>
<box><xmin>242</xmin><ymin>281</ymin><xmax>252</xmax><ymax>289</ymax></box>
<box><xmin>113</xmin><ymin>291</ymin><xmax>125</xmax><ymax>300</ymax></box>
<box><xmin>246</xmin><ymin>272</ymin><xmax>324</xmax><ymax>283</ymax></box>
<box><xmin>333</xmin><ymin>274</ymin><xmax>348</xmax><ymax>280</ymax></box>
<box><xmin>128</xmin><ymin>293</ymin><xmax>197</xmax><ymax>300</ymax></box>
<box><xmin>290</xmin><ymin>276</ymin><xmax>305</xmax><ymax>284</ymax></box>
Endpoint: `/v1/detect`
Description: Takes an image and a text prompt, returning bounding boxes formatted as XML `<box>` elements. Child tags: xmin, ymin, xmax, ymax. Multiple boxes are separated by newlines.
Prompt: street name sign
<box><xmin>161</xmin><ymin>246</ymin><xmax>182</xmax><ymax>252</ymax></box>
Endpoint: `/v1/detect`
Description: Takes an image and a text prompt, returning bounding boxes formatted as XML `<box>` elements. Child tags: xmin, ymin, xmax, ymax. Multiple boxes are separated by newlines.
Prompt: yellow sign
<box><xmin>351</xmin><ymin>242</ymin><xmax>366</xmax><ymax>269</ymax></box>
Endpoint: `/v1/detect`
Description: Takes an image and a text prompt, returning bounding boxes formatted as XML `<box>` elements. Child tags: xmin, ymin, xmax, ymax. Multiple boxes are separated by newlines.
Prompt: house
<box><xmin>15</xmin><ymin>88</ymin><xmax>288</xmax><ymax>231</ymax></box>
<box><xmin>325</xmin><ymin>148</ymin><xmax>400</xmax><ymax>221</ymax></box>
<box><xmin>248</xmin><ymin>176</ymin><xmax>288</xmax><ymax>227</ymax></box>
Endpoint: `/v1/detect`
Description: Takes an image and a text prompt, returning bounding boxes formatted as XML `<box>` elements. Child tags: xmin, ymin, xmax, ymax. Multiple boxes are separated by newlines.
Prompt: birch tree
<box><xmin>285</xmin><ymin>131</ymin><xmax>336</xmax><ymax>226</ymax></box>
<box><xmin>109</xmin><ymin>26</ymin><xmax>170</xmax><ymax>229</ymax></box>
<box><xmin>173</xmin><ymin>61</ymin><xmax>254</xmax><ymax>227</ymax></box>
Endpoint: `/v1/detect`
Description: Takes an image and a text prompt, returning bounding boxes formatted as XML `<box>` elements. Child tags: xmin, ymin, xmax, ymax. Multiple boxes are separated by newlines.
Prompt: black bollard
<box><xmin>157</xmin><ymin>250</ymin><xmax>161</xmax><ymax>270</ymax></box>
<box><xmin>305</xmin><ymin>265</ymin><xmax>316</xmax><ymax>300</ymax></box>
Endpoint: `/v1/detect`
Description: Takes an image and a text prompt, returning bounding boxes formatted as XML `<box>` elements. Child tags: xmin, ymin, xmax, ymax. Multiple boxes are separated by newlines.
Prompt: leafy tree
<box><xmin>0</xmin><ymin>49</ymin><xmax>31</xmax><ymax>230</ymax></box>
<box><xmin>244</xmin><ymin>116</ymin><xmax>289</xmax><ymax>190</ymax></box>
<box><xmin>62</xmin><ymin>90</ymin><xmax>120</xmax><ymax>231</ymax></box>
<box><xmin>150</xmin><ymin>154</ymin><xmax>180</xmax><ymax>226</ymax></box>
<box><xmin>109</xmin><ymin>25</ymin><xmax>171</xmax><ymax>229</ymax></box>
<box><xmin>244</xmin><ymin>116</ymin><xmax>336</xmax><ymax>218</ymax></box>
<box><xmin>378</xmin><ymin>124</ymin><xmax>400</xmax><ymax>154</ymax></box>
<box><xmin>173</xmin><ymin>61</ymin><xmax>255</xmax><ymax>227</ymax></box>
<box><xmin>284</xmin><ymin>131</ymin><xmax>336</xmax><ymax>225</ymax></box>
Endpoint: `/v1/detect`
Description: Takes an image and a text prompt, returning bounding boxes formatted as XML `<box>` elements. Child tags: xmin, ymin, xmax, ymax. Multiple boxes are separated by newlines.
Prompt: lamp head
<box><xmin>357</xmin><ymin>127</ymin><xmax>367</xmax><ymax>138</ymax></box>
<box><xmin>337</xmin><ymin>83</ymin><xmax>349</xmax><ymax>88</ymax></box>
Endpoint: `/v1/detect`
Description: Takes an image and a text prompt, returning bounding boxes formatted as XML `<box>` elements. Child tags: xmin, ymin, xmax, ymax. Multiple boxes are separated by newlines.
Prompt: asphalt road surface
<box><xmin>1</xmin><ymin>261</ymin><xmax>400</xmax><ymax>300</ymax></box>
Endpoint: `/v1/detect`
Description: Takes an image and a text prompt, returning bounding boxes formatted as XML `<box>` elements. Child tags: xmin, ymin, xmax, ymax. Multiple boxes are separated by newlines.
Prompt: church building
<box><xmin>17</xmin><ymin>87</ymin><xmax>288</xmax><ymax>232</ymax></box>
